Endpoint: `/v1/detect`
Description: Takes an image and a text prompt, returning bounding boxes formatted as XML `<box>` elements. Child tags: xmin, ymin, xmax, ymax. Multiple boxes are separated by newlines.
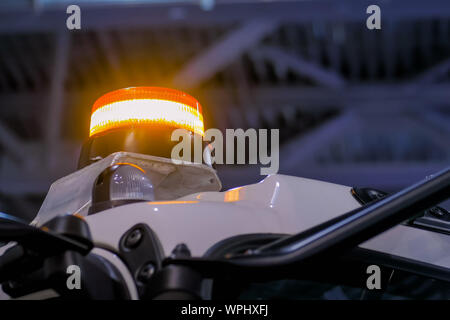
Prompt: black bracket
<box><xmin>118</xmin><ymin>223</ymin><xmax>164</xmax><ymax>297</ymax></box>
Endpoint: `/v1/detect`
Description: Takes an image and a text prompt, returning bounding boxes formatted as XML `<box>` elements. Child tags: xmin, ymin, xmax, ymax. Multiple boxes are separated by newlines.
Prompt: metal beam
<box><xmin>0</xmin><ymin>121</ymin><xmax>29</xmax><ymax>165</ymax></box>
<box><xmin>284</xmin><ymin>163</ymin><xmax>450</xmax><ymax>192</ymax></box>
<box><xmin>280</xmin><ymin>113</ymin><xmax>358</xmax><ymax>169</ymax></box>
<box><xmin>1</xmin><ymin>0</ymin><xmax>450</xmax><ymax>34</ymax></box>
<box><xmin>217</xmin><ymin>162</ymin><xmax>449</xmax><ymax>192</ymax></box>
<box><xmin>1</xmin><ymin>84</ymin><xmax>450</xmax><ymax>116</ymax></box>
<box><xmin>205</xmin><ymin>84</ymin><xmax>450</xmax><ymax>112</ymax></box>
<box><xmin>0</xmin><ymin>45</ymin><xmax>27</xmax><ymax>90</ymax></box>
<box><xmin>173</xmin><ymin>20</ymin><xmax>278</xmax><ymax>88</ymax></box>
<box><xmin>421</xmin><ymin>111</ymin><xmax>450</xmax><ymax>134</ymax></box>
<box><xmin>45</xmin><ymin>32</ymin><xmax>70</xmax><ymax>168</ymax></box>
<box><xmin>380</xmin><ymin>19</ymin><xmax>397</xmax><ymax>80</ymax></box>
<box><xmin>407</xmin><ymin>112</ymin><xmax>450</xmax><ymax>157</ymax></box>
<box><xmin>97</xmin><ymin>30</ymin><xmax>123</xmax><ymax>83</ymax></box>
<box><xmin>0</xmin><ymin>178</ymin><xmax>52</xmax><ymax>196</ymax></box>
<box><xmin>8</xmin><ymin>35</ymin><xmax>42</xmax><ymax>89</ymax></box>
<box><xmin>413</xmin><ymin>57</ymin><xmax>450</xmax><ymax>84</ymax></box>
<box><xmin>0</xmin><ymin>92</ymin><xmax>50</xmax><ymax>116</ymax></box>
<box><xmin>250</xmin><ymin>45</ymin><xmax>346</xmax><ymax>88</ymax></box>
<box><xmin>0</xmin><ymin>141</ymin><xmax>80</xmax><ymax>195</ymax></box>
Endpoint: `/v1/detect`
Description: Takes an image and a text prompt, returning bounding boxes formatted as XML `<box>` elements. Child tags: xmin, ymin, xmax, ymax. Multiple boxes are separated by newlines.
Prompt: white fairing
<box><xmin>86</xmin><ymin>174</ymin><xmax>361</xmax><ymax>256</ymax></box>
<box><xmin>32</xmin><ymin>152</ymin><xmax>221</xmax><ymax>226</ymax></box>
<box><xmin>1</xmin><ymin>172</ymin><xmax>448</xmax><ymax>300</ymax></box>
<box><xmin>86</xmin><ymin>173</ymin><xmax>450</xmax><ymax>270</ymax></box>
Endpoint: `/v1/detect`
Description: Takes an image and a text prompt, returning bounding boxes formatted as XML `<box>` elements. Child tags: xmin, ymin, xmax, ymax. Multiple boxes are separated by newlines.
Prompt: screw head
<box><xmin>430</xmin><ymin>207</ymin><xmax>444</xmax><ymax>217</ymax></box>
<box><xmin>125</xmin><ymin>228</ymin><xmax>143</xmax><ymax>248</ymax></box>
<box><xmin>137</xmin><ymin>263</ymin><xmax>155</xmax><ymax>282</ymax></box>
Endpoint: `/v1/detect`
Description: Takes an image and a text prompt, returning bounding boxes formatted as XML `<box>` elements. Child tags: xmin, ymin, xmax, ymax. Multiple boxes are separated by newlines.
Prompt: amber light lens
<box><xmin>89</xmin><ymin>87</ymin><xmax>204</xmax><ymax>137</ymax></box>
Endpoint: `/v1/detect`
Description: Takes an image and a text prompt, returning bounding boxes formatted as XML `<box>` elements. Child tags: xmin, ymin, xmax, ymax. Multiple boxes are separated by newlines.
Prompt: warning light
<box><xmin>89</xmin><ymin>87</ymin><xmax>204</xmax><ymax>137</ymax></box>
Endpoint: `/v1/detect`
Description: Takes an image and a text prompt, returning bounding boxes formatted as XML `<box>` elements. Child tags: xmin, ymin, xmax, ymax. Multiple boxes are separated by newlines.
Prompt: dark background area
<box><xmin>0</xmin><ymin>0</ymin><xmax>448</xmax><ymax>221</ymax></box>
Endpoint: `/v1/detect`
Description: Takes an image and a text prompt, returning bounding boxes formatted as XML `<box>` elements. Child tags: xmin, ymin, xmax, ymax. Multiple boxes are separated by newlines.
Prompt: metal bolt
<box><xmin>171</xmin><ymin>243</ymin><xmax>191</xmax><ymax>258</ymax></box>
<box><xmin>125</xmin><ymin>228</ymin><xmax>143</xmax><ymax>248</ymax></box>
<box><xmin>430</xmin><ymin>207</ymin><xmax>444</xmax><ymax>217</ymax></box>
<box><xmin>137</xmin><ymin>263</ymin><xmax>156</xmax><ymax>282</ymax></box>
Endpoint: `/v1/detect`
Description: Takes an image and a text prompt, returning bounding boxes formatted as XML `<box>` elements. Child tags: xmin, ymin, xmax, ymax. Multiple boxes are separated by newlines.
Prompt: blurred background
<box><xmin>0</xmin><ymin>0</ymin><xmax>449</xmax><ymax>221</ymax></box>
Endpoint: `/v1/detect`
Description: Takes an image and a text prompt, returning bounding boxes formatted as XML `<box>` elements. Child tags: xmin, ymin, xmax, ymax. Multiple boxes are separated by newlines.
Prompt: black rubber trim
<box><xmin>348</xmin><ymin>247</ymin><xmax>450</xmax><ymax>283</ymax></box>
<box><xmin>351</xmin><ymin>187</ymin><xmax>388</xmax><ymax>205</ymax></box>
<box><xmin>204</xmin><ymin>233</ymin><xmax>288</xmax><ymax>259</ymax></box>
<box><xmin>409</xmin><ymin>216</ymin><xmax>450</xmax><ymax>235</ymax></box>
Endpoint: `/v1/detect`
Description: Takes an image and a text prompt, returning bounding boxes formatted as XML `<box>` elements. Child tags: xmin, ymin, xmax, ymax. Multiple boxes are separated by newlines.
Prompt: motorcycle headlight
<box><xmin>89</xmin><ymin>163</ymin><xmax>155</xmax><ymax>214</ymax></box>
